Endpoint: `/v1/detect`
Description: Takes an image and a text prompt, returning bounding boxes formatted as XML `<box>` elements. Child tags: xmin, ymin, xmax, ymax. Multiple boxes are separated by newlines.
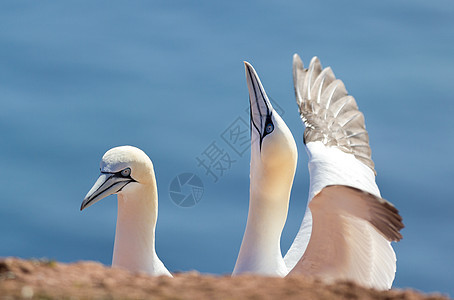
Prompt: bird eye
<box><xmin>265</xmin><ymin>123</ymin><xmax>274</xmax><ymax>134</ymax></box>
<box><xmin>121</xmin><ymin>168</ymin><xmax>131</xmax><ymax>177</ymax></box>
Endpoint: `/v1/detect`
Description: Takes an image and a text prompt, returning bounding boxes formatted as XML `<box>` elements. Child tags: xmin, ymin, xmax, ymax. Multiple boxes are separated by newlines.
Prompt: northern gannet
<box><xmin>233</xmin><ymin>57</ymin><xmax>403</xmax><ymax>290</ymax></box>
<box><xmin>233</xmin><ymin>62</ymin><xmax>298</xmax><ymax>277</ymax></box>
<box><xmin>81</xmin><ymin>146</ymin><xmax>172</xmax><ymax>277</ymax></box>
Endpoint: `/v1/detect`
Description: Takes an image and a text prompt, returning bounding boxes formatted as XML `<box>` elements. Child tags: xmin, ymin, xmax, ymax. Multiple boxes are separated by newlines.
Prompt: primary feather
<box><xmin>293</xmin><ymin>55</ymin><xmax>375</xmax><ymax>174</ymax></box>
<box><xmin>284</xmin><ymin>54</ymin><xmax>403</xmax><ymax>290</ymax></box>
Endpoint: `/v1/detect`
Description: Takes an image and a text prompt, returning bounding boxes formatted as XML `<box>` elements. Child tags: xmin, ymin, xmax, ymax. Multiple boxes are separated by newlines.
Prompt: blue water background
<box><xmin>1</xmin><ymin>0</ymin><xmax>453</xmax><ymax>296</ymax></box>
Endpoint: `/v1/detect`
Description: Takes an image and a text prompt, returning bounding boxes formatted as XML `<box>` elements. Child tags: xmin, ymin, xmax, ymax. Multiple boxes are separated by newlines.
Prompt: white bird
<box><xmin>81</xmin><ymin>146</ymin><xmax>172</xmax><ymax>277</ymax></box>
<box><xmin>233</xmin><ymin>62</ymin><xmax>298</xmax><ymax>277</ymax></box>
<box><xmin>233</xmin><ymin>56</ymin><xmax>403</xmax><ymax>290</ymax></box>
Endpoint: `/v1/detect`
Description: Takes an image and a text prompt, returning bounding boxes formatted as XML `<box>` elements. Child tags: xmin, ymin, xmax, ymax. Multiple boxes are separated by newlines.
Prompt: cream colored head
<box><xmin>81</xmin><ymin>145</ymin><xmax>156</xmax><ymax>210</ymax></box>
<box><xmin>245</xmin><ymin>62</ymin><xmax>297</xmax><ymax>189</ymax></box>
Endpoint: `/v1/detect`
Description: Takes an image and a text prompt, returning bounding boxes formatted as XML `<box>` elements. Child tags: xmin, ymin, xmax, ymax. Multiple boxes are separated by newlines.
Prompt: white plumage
<box><xmin>234</xmin><ymin>55</ymin><xmax>403</xmax><ymax>290</ymax></box>
<box><xmin>81</xmin><ymin>146</ymin><xmax>172</xmax><ymax>277</ymax></box>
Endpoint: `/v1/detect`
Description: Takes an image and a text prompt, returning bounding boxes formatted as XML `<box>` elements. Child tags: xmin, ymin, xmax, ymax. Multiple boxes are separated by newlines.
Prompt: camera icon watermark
<box><xmin>169</xmin><ymin>173</ymin><xmax>204</xmax><ymax>207</ymax></box>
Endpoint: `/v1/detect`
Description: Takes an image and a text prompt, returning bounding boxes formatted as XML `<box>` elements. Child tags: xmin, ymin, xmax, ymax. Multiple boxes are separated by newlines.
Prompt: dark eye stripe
<box><xmin>101</xmin><ymin>169</ymin><xmax>136</xmax><ymax>182</ymax></box>
<box><xmin>262</xmin><ymin>114</ymin><xmax>274</xmax><ymax>138</ymax></box>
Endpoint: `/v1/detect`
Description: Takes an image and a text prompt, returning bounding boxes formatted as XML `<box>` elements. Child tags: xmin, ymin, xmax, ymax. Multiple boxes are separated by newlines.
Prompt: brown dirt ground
<box><xmin>0</xmin><ymin>258</ymin><xmax>449</xmax><ymax>300</ymax></box>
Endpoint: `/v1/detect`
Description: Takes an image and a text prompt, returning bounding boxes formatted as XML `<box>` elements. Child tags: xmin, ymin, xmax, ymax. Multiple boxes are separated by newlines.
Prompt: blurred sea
<box><xmin>1</xmin><ymin>0</ymin><xmax>453</xmax><ymax>296</ymax></box>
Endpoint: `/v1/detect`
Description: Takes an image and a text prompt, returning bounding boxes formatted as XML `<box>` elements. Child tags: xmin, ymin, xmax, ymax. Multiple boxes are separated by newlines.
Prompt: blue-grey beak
<box><xmin>244</xmin><ymin>62</ymin><xmax>275</xmax><ymax>148</ymax></box>
<box><xmin>80</xmin><ymin>173</ymin><xmax>132</xmax><ymax>211</ymax></box>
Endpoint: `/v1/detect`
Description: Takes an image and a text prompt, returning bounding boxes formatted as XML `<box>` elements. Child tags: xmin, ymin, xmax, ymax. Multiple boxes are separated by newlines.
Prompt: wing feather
<box><xmin>293</xmin><ymin>54</ymin><xmax>375</xmax><ymax>174</ymax></box>
<box><xmin>288</xmin><ymin>186</ymin><xmax>403</xmax><ymax>289</ymax></box>
<box><xmin>285</xmin><ymin>54</ymin><xmax>404</xmax><ymax>290</ymax></box>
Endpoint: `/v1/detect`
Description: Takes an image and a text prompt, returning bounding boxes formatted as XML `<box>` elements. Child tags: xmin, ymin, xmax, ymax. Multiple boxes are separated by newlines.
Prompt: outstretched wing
<box><xmin>293</xmin><ymin>54</ymin><xmax>375</xmax><ymax>174</ymax></box>
<box><xmin>284</xmin><ymin>54</ymin><xmax>403</xmax><ymax>290</ymax></box>
<box><xmin>288</xmin><ymin>185</ymin><xmax>403</xmax><ymax>289</ymax></box>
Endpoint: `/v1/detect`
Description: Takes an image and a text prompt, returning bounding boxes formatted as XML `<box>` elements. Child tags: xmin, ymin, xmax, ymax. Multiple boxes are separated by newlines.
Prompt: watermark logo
<box><xmin>221</xmin><ymin>117</ymin><xmax>250</xmax><ymax>156</ymax></box>
<box><xmin>169</xmin><ymin>96</ymin><xmax>284</xmax><ymax>207</ymax></box>
<box><xmin>195</xmin><ymin>141</ymin><xmax>237</xmax><ymax>183</ymax></box>
<box><xmin>169</xmin><ymin>173</ymin><xmax>204</xmax><ymax>207</ymax></box>
<box><xmin>196</xmin><ymin>96</ymin><xmax>284</xmax><ymax>183</ymax></box>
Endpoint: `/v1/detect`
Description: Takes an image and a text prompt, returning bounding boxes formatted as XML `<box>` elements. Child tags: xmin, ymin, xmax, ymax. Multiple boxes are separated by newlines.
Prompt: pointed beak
<box><xmin>244</xmin><ymin>61</ymin><xmax>273</xmax><ymax>136</ymax></box>
<box><xmin>80</xmin><ymin>173</ymin><xmax>133</xmax><ymax>211</ymax></box>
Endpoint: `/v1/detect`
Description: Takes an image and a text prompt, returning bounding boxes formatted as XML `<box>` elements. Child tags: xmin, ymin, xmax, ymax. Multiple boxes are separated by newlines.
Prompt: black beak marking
<box><xmin>247</xmin><ymin>65</ymin><xmax>273</xmax><ymax>151</ymax></box>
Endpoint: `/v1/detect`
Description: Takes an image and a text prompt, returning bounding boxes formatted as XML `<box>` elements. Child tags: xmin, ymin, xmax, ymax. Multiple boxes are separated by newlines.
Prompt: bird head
<box><xmin>80</xmin><ymin>146</ymin><xmax>155</xmax><ymax>211</ymax></box>
<box><xmin>245</xmin><ymin>62</ymin><xmax>297</xmax><ymax>174</ymax></box>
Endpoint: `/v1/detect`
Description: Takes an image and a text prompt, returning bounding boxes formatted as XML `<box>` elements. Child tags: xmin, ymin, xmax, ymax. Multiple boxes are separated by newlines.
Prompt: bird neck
<box><xmin>233</xmin><ymin>160</ymin><xmax>295</xmax><ymax>276</ymax></box>
<box><xmin>112</xmin><ymin>180</ymin><xmax>171</xmax><ymax>276</ymax></box>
